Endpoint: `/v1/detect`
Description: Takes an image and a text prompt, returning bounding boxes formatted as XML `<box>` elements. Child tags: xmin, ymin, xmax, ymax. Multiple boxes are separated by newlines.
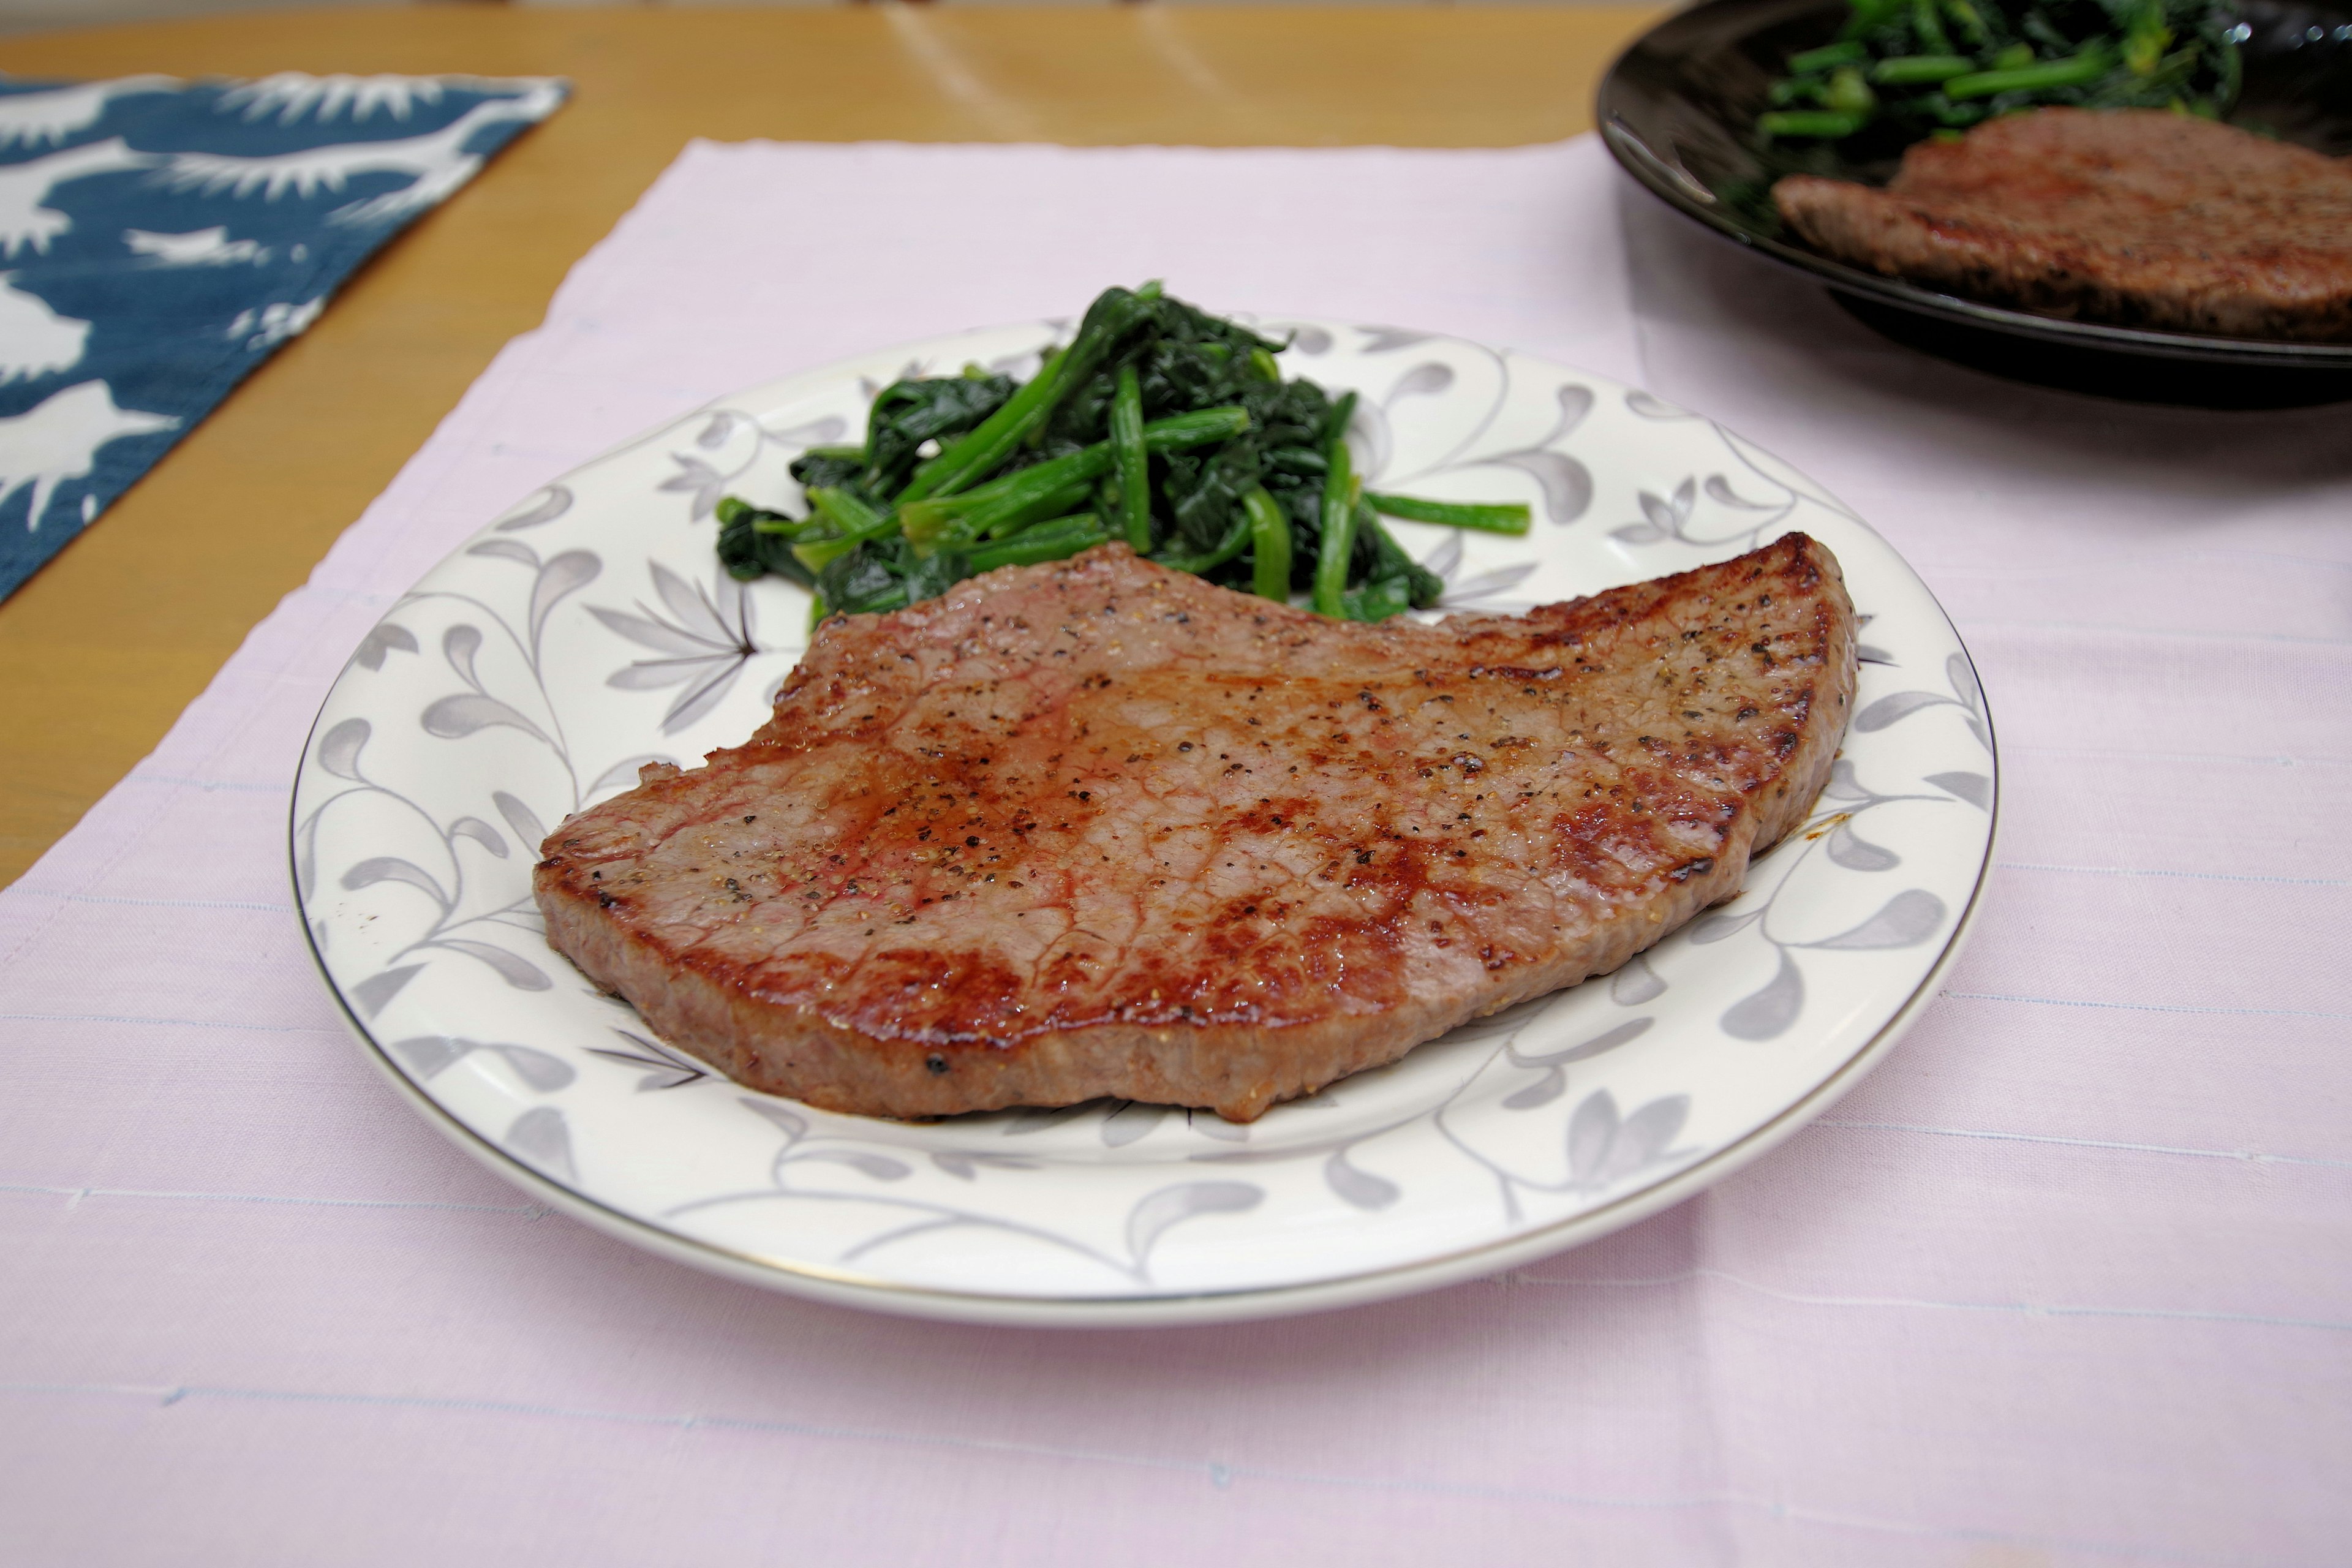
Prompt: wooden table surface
<box><xmin>0</xmin><ymin>3</ymin><xmax>1662</xmax><ymax>887</ymax></box>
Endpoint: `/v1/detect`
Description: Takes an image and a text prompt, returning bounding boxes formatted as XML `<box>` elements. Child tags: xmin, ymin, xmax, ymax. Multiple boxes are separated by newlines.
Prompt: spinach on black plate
<box><xmin>1757</xmin><ymin>0</ymin><xmax>2243</xmax><ymax>149</ymax></box>
<box><xmin>712</xmin><ymin>283</ymin><xmax>1531</xmax><ymax>625</ymax></box>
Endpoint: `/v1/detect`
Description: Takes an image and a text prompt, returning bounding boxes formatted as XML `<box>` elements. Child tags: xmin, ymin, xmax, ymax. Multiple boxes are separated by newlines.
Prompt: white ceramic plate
<box><xmin>294</xmin><ymin>317</ymin><xmax>1997</xmax><ymax>1326</ymax></box>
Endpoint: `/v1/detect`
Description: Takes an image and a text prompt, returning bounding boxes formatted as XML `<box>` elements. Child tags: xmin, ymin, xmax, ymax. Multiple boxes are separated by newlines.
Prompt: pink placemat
<box><xmin>2</xmin><ymin>136</ymin><xmax>2346</xmax><ymax>1567</ymax></box>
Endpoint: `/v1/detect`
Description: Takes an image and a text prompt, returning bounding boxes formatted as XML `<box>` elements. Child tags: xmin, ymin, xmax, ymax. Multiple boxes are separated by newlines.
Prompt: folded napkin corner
<box><xmin>0</xmin><ymin>69</ymin><xmax>568</xmax><ymax>601</ymax></box>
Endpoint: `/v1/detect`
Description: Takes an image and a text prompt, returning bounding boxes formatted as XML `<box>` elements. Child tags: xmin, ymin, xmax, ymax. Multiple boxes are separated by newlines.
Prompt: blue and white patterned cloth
<box><xmin>0</xmin><ymin>69</ymin><xmax>565</xmax><ymax>601</ymax></box>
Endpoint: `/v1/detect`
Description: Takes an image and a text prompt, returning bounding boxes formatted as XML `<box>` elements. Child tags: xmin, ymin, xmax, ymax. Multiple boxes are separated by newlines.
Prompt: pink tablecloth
<box><xmin>4</xmin><ymin>136</ymin><xmax>2347</xmax><ymax>1567</ymax></box>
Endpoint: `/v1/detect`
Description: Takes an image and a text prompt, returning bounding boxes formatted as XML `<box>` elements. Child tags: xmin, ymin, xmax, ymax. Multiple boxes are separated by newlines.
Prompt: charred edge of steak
<box><xmin>538</xmin><ymin>839</ymin><xmax>1762</xmax><ymax>1124</ymax></box>
<box><xmin>533</xmin><ymin>535</ymin><xmax>1858</xmax><ymax>1122</ymax></box>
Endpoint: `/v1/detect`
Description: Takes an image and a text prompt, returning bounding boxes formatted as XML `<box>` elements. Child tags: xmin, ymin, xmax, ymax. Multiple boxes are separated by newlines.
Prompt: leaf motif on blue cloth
<box><xmin>216</xmin><ymin>72</ymin><xmax>448</xmax><ymax>126</ymax></box>
<box><xmin>161</xmin><ymin>81</ymin><xmax>567</xmax><ymax>228</ymax></box>
<box><xmin>124</xmin><ymin>227</ymin><xmax>269</xmax><ymax>266</ymax></box>
<box><xmin>224</xmin><ymin>298</ymin><xmax>322</xmax><ymax>352</ymax></box>
<box><xmin>0</xmin><ymin>380</ymin><xmax>176</xmax><ymax>530</ymax></box>
<box><xmin>0</xmin><ymin>69</ymin><xmax>561</xmax><ymax>603</ymax></box>
<box><xmin>0</xmin><ymin>140</ymin><xmax>159</xmax><ymax>258</ymax></box>
<box><xmin>0</xmin><ymin>76</ymin><xmax>175</xmax><ymax>151</ymax></box>
<box><xmin>0</xmin><ymin>278</ymin><xmax>88</xmax><ymax>384</ymax></box>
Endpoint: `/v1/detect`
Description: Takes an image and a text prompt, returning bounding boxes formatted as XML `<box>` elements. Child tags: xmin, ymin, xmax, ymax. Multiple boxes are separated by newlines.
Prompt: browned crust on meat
<box><xmin>1773</xmin><ymin>108</ymin><xmax>2352</xmax><ymax>341</ymax></box>
<box><xmin>535</xmin><ymin>536</ymin><xmax>1856</xmax><ymax>1121</ymax></box>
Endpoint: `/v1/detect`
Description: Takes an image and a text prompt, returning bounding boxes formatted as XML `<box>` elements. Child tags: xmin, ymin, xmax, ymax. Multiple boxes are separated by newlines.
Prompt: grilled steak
<box><xmin>535</xmin><ymin>536</ymin><xmax>1855</xmax><ymax>1121</ymax></box>
<box><xmin>1774</xmin><ymin>108</ymin><xmax>2352</xmax><ymax>341</ymax></box>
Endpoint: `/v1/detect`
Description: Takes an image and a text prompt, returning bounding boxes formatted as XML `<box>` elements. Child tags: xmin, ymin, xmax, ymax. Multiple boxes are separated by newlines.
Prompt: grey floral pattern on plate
<box><xmin>293</xmin><ymin>319</ymin><xmax>1996</xmax><ymax>1325</ymax></box>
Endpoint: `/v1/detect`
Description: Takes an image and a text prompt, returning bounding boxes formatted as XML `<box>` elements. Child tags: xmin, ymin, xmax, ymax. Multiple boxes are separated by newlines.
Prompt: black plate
<box><xmin>1597</xmin><ymin>0</ymin><xmax>2352</xmax><ymax>405</ymax></box>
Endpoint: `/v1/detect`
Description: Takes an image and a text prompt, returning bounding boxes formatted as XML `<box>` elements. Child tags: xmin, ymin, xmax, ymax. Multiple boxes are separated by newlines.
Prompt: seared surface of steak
<box><xmin>535</xmin><ymin>537</ymin><xmax>1855</xmax><ymax>1121</ymax></box>
<box><xmin>1774</xmin><ymin>109</ymin><xmax>2352</xmax><ymax>341</ymax></box>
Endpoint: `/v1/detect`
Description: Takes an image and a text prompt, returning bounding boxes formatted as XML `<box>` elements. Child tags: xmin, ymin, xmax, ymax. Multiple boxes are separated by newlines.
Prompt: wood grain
<box><xmin>0</xmin><ymin>4</ymin><xmax>1662</xmax><ymax>886</ymax></box>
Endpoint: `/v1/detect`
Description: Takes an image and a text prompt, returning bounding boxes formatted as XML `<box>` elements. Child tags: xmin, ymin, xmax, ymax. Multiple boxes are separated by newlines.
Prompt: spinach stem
<box><xmin>791</xmin><ymin>488</ymin><xmax>900</xmax><ymax>571</ymax></box>
<box><xmin>1945</xmin><ymin>47</ymin><xmax>2109</xmax><ymax>97</ymax></box>
<box><xmin>1363</xmin><ymin>492</ymin><xmax>1532</xmax><ymax>535</ymax></box>
<box><xmin>968</xmin><ymin>515</ymin><xmax>1107</xmax><ymax>572</ymax></box>
<box><xmin>1245</xmin><ymin>487</ymin><xmax>1291</xmax><ymax>600</ymax></box>
<box><xmin>1758</xmin><ymin>108</ymin><xmax>1869</xmax><ymax>139</ymax></box>
<box><xmin>1870</xmin><ymin>53</ymin><xmax>1975</xmax><ymax>83</ymax></box>
<box><xmin>808</xmin><ymin>486</ymin><xmax>887</xmax><ymax>536</ymax></box>
<box><xmin>1111</xmin><ymin>364</ymin><xmax>1151</xmax><ymax>552</ymax></box>
<box><xmin>898</xmin><ymin>282</ymin><xmax>1163</xmax><ymax>504</ymax></box>
<box><xmin>1788</xmin><ymin>39</ymin><xmax>1868</xmax><ymax>72</ymax></box>
<box><xmin>1155</xmin><ymin>511</ymin><xmax>1253</xmax><ymax>575</ymax></box>
<box><xmin>900</xmin><ymin>406</ymin><xmax>1248</xmax><ymax>552</ymax></box>
<box><xmin>980</xmin><ymin>479</ymin><xmax>1097</xmax><ymax>541</ymax></box>
<box><xmin>1311</xmin><ymin>393</ymin><xmax>1359</xmax><ymax>618</ymax></box>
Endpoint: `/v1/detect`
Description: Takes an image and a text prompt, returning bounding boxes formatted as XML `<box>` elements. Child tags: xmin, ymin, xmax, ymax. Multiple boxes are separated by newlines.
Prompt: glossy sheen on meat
<box><xmin>535</xmin><ymin>537</ymin><xmax>1856</xmax><ymax>1121</ymax></box>
<box><xmin>1774</xmin><ymin>108</ymin><xmax>2352</xmax><ymax>341</ymax></box>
